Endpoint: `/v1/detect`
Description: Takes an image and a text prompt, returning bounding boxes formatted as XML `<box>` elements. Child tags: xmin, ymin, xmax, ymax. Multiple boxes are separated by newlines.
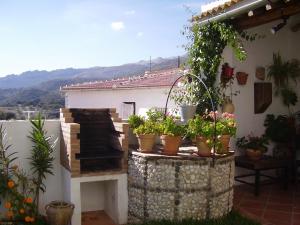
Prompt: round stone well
<box><xmin>128</xmin><ymin>148</ymin><xmax>234</xmax><ymax>223</ymax></box>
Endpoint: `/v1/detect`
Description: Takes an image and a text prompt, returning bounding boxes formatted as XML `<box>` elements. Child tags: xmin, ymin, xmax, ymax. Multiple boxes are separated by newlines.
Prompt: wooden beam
<box><xmin>234</xmin><ymin>1</ymin><xmax>300</xmax><ymax>30</ymax></box>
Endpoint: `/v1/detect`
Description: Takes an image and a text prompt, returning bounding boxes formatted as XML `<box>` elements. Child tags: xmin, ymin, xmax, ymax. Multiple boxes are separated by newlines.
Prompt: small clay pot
<box><xmin>195</xmin><ymin>136</ymin><xmax>211</xmax><ymax>157</ymax></box>
<box><xmin>137</xmin><ymin>134</ymin><xmax>156</xmax><ymax>153</ymax></box>
<box><xmin>246</xmin><ymin>149</ymin><xmax>263</xmax><ymax>160</ymax></box>
<box><xmin>236</xmin><ymin>72</ymin><xmax>248</xmax><ymax>85</ymax></box>
<box><xmin>256</xmin><ymin>67</ymin><xmax>265</xmax><ymax>80</ymax></box>
<box><xmin>160</xmin><ymin>135</ymin><xmax>181</xmax><ymax>156</ymax></box>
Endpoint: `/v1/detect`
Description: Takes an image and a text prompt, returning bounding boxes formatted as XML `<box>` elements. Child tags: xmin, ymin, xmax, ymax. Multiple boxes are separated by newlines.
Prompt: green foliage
<box><xmin>159</xmin><ymin>116</ymin><xmax>186</xmax><ymax>136</ymax></box>
<box><xmin>280</xmin><ymin>87</ymin><xmax>298</xmax><ymax>108</ymax></box>
<box><xmin>134</xmin><ymin>121</ymin><xmax>159</xmax><ymax>135</ymax></box>
<box><xmin>29</xmin><ymin>113</ymin><xmax>57</xmax><ymax>213</ymax></box>
<box><xmin>215</xmin><ymin>112</ymin><xmax>237</xmax><ymax>136</ymax></box>
<box><xmin>184</xmin><ymin>21</ymin><xmax>257</xmax><ymax>113</ymax></box>
<box><xmin>128</xmin><ymin>210</ymin><xmax>261</xmax><ymax>225</ymax></box>
<box><xmin>187</xmin><ymin>115</ymin><xmax>213</xmax><ymax>139</ymax></box>
<box><xmin>128</xmin><ymin>115</ymin><xmax>145</xmax><ymax>129</ymax></box>
<box><xmin>146</xmin><ymin>108</ymin><xmax>164</xmax><ymax>122</ymax></box>
<box><xmin>236</xmin><ymin>135</ymin><xmax>269</xmax><ymax>152</ymax></box>
<box><xmin>171</xmin><ymin>76</ymin><xmax>201</xmax><ymax>106</ymax></box>
<box><xmin>264</xmin><ymin>114</ymin><xmax>295</xmax><ymax>143</ymax></box>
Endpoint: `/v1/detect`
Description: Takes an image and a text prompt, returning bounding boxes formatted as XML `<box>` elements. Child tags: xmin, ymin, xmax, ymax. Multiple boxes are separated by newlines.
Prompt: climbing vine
<box><xmin>184</xmin><ymin>20</ymin><xmax>258</xmax><ymax>113</ymax></box>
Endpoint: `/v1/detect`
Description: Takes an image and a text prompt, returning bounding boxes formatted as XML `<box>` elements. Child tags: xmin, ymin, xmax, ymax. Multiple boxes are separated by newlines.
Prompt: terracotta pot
<box><xmin>160</xmin><ymin>135</ymin><xmax>181</xmax><ymax>156</ymax></box>
<box><xmin>222</xmin><ymin>98</ymin><xmax>235</xmax><ymax>114</ymax></box>
<box><xmin>195</xmin><ymin>136</ymin><xmax>211</xmax><ymax>157</ymax></box>
<box><xmin>223</xmin><ymin>66</ymin><xmax>234</xmax><ymax>78</ymax></box>
<box><xmin>236</xmin><ymin>72</ymin><xmax>248</xmax><ymax>85</ymax></box>
<box><xmin>45</xmin><ymin>201</ymin><xmax>74</xmax><ymax>225</ymax></box>
<box><xmin>137</xmin><ymin>134</ymin><xmax>156</xmax><ymax>153</ymax></box>
<box><xmin>179</xmin><ymin>105</ymin><xmax>197</xmax><ymax>123</ymax></box>
<box><xmin>218</xmin><ymin>135</ymin><xmax>231</xmax><ymax>154</ymax></box>
<box><xmin>246</xmin><ymin>149</ymin><xmax>263</xmax><ymax>160</ymax></box>
<box><xmin>256</xmin><ymin>67</ymin><xmax>265</xmax><ymax>80</ymax></box>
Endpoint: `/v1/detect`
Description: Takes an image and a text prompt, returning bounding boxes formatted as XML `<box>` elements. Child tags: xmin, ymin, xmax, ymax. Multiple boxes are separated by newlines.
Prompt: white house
<box><xmin>61</xmin><ymin>68</ymin><xmax>180</xmax><ymax>118</ymax></box>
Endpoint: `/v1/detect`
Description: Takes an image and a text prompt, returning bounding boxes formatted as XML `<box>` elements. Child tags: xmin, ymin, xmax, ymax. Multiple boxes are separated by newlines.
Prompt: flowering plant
<box><xmin>187</xmin><ymin>115</ymin><xmax>214</xmax><ymax>139</ymax></box>
<box><xmin>158</xmin><ymin>116</ymin><xmax>186</xmax><ymax>136</ymax></box>
<box><xmin>206</xmin><ymin>111</ymin><xmax>237</xmax><ymax>136</ymax></box>
<box><xmin>236</xmin><ymin>134</ymin><xmax>269</xmax><ymax>152</ymax></box>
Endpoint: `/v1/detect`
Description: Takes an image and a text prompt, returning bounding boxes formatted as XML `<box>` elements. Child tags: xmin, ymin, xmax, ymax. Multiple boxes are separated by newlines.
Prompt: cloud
<box><xmin>137</xmin><ymin>32</ymin><xmax>143</xmax><ymax>37</ymax></box>
<box><xmin>124</xmin><ymin>10</ymin><xmax>135</xmax><ymax>15</ymax></box>
<box><xmin>111</xmin><ymin>21</ymin><xmax>125</xmax><ymax>31</ymax></box>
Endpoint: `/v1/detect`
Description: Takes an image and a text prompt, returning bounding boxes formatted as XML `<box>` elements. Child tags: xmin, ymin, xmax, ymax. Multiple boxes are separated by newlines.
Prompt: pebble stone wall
<box><xmin>128</xmin><ymin>151</ymin><xmax>235</xmax><ymax>223</ymax></box>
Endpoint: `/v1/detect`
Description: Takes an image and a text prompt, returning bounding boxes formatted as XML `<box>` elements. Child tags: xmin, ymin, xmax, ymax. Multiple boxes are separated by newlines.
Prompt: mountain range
<box><xmin>0</xmin><ymin>56</ymin><xmax>186</xmax><ymax>109</ymax></box>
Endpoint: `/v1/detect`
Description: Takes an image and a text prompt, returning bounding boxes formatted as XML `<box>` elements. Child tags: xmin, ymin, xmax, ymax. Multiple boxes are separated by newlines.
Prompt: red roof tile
<box><xmin>61</xmin><ymin>68</ymin><xmax>182</xmax><ymax>91</ymax></box>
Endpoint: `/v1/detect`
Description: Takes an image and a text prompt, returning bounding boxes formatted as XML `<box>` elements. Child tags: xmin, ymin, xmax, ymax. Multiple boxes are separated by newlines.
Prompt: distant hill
<box><xmin>0</xmin><ymin>56</ymin><xmax>187</xmax><ymax>111</ymax></box>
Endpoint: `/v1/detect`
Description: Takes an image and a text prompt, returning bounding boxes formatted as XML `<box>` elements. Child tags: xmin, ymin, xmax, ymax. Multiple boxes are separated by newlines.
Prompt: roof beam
<box><xmin>234</xmin><ymin>1</ymin><xmax>300</xmax><ymax>30</ymax></box>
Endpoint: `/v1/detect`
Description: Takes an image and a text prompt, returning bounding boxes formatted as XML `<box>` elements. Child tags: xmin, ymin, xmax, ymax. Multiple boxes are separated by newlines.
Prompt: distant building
<box><xmin>61</xmin><ymin>68</ymin><xmax>181</xmax><ymax>118</ymax></box>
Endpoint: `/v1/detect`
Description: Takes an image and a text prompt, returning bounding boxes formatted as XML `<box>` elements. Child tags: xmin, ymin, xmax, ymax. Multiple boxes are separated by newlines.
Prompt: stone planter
<box><xmin>137</xmin><ymin>134</ymin><xmax>156</xmax><ymax>153</ymax></box>
<box><xmin>179</xmin><ymin>105</ymin><xmax>197</xmax><ymax>122</ymax></box>
<box><xmin>218</xmin><ymin>135</ymin><xmax>231</xmax><ymax>154</ymax></box>
<box><xmin>246</xmin><ymin>149</ymin><xmax>263</xmax><ymax>160</ymax></box>
<box><xmin>196</xmin><ymin>136</ymin><xmax>211</xmax><ymax>157</ymax></box>
<box><xmin>160</xmin><ymin>135</ymin><xmax>181</xmax><ymax>155</ymax></box>
<box><xmin>236</xmin><ymin>72</ymin><xmax>248</xmax><ymax>85</ymax></box>
<box><xmin>45</xmin><ymin>201</ymin><xmax>74</xmax><ymax>225</ymax></box>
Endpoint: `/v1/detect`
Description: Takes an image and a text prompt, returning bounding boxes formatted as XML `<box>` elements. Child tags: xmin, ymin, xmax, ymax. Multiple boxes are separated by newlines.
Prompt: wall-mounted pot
<box><xmin>236</xmin><ymin>72</ymin><xmax>248</xmax><ymax>85</ymax></box>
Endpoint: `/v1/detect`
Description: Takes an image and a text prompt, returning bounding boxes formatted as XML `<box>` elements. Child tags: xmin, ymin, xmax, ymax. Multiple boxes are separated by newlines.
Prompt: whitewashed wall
<box><xmin>223</xmin><ymin>14</ymin><xmax>300</xmax><ymax>153</ymax></box>
<box><xmin>64</xmin><ymin>87</ymin><xmax>176</xmax><ymax>117</ymax></box>
<box><xmin>0</xmin><ymin>120</ymin><xmax>63</xmax><ymax>214</ymax></box>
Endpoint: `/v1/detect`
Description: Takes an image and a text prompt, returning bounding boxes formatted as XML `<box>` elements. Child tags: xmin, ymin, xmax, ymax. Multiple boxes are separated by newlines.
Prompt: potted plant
<box><xmin>215</xmin><ymin>112</ymin><xmax>237</xmax><ymax>154</ymax></box>
<box><xmin>221</xmin><ymin>63</ymin><xmax>234</xmax><ymax>83</ymax></box>
<box><xmin>133</xmin><ymin>121</ymin><xmax>159</xmax><ymax>153</ymax></box>
<box><xmin>128</xmin><ymin>114</ymin><xmax>145</xmax><ymax>146</ymax></box>
<box><xmin>236</xmin><ymin>135</ymin><xmax>269</xmax><ymax>160</ymax></box>
<box><xmin>187</xmin><ymin>115</ymin><xmax>212</xmax><ymax>156</ymax></box>
<box><xmin>171</xmin><ymin>76</ymin><xmax>200</xmax><ymax>122</ymax></box>
<box><xmin>159</xmin><ymin>116</ymin><xmax>186</xmax><ymax>155</ymax></box>
<box><xmin>236</xmin><ymin>72</ymin><xmax>248</xmax><ymax>85</ymax></box>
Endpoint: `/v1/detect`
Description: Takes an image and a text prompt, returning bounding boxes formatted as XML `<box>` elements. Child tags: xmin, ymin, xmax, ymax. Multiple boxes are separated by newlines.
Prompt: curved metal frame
<box><xmin>164</xmin><ymin>73</ymin><xmax>217</xmax><ymax>164</ymax></box>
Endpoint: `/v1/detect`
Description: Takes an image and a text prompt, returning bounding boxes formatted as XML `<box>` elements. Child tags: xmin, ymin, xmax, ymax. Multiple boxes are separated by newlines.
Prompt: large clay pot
<box><xmin>179</xmin><ymin>105</ymin><xmax>197</xmax><ymax>123</ymax></box>
<box><xmin>160</xmin><ymin>135</ymin><xmax>181</xmax><ymax>156</ymax></box>
<box><xmin>218</xmin><ymin>135</ymin><xmax>231</xmax><ymax>154</ymax></box>
<box><xmin>222</xmin><ymin>98</ymin><xmax>235</xmax><ymax>114</ymax></box>
<box><xmin>196</xmin><ymin>136</ymin><xmax>211</xmax><ymax>157</ymax></box>
<box><xmin>246</xmin><ymin>149</ymin><xmax>263</xmax><ymax>160</ymax></box>
<box><xmin>45</xmin><ymin>201</ymin><xmax>74</xmax><ymax>225</ymax></box>
<box><xmin>137</xmin><ymin>134</ymin><xmax>156</xmax><ymax>153</ymax></box>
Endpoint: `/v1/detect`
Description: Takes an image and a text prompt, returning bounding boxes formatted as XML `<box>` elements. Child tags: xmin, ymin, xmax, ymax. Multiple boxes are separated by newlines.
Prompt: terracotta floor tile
<box><xmin>82</xmin><ymin>210</ymin><xmax>116</xmax><ymax>225</ymax></box>
<box><xmin>240</xmin><ymin>199</ymin><xmax>266</xmax><ymax>209</ymax></box>
<box><xmin>266</xmin><ymin>203</ymin><xmax>293</xmax><ymax>213</ymax></box>
<box><xmin>263</xmin><ymin>210</ymin><xmax>292</xmax><ymax>225</ymax></box>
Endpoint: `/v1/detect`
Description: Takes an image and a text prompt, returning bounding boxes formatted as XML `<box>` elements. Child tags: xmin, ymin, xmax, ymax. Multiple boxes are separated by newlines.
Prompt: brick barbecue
<box><xmin>60</xmin><ymin>108</ymin><xmax>129</xmax><ymax>177</ymax></box>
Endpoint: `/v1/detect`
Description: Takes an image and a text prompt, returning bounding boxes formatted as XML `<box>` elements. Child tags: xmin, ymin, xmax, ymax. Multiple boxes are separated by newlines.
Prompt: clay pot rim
<box><xmin>47</xmin><ymin>201</ymin><xmax>74</xmax><ymax>209</ymax></box>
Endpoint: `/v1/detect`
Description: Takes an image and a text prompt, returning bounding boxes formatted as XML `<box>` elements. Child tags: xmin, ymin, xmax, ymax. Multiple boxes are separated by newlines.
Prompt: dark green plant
<box><xmin>236</xmin><ymin>135</ymin><xmax>269</xmax><ymax>152</ymax></box>
<box><xmin>29</xmin><ymin>114</ymin><xmax>57</xmax><ymax>214</ymax></box>
<box><xmin>159</xmin><ymin>116</ymin><xmax>186</xmax><ymax>136</ymax></box>
<box><xmin>264</xmin><ymin>114</ymin><xmax>294</xmax><ymax>143</ymax></box>
<box><xmin>128</xmin><ymin>115</ymin><xmax>145</xmax><ymax>129</ymax></box>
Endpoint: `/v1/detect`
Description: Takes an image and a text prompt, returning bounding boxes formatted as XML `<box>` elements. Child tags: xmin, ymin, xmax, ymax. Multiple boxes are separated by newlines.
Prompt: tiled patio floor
<box><xmin>234</xmin><ymin>184</ymin><xmax>300</xmax><ymax>225</ymax></box>
<box><xmin>82</xmin><ymin>210</ymin><xmax>115</xmax><ymax>225</ymax></box>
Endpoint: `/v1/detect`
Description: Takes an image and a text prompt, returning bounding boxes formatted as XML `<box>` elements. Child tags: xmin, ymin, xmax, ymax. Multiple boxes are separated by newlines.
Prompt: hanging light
<box><xmin>266</xmin><ymin>4</ymin><xmax>272</xmax><ymax>10</ymax></box>
<box><xmin>248</xmin><ymin>10</ymin><xmax>254</xmax><ymax>17</ymax></box>
<box><xmin>270</xmin><ymin>17</ymin><xmax>288</xmax><ymax>34</ymax></box>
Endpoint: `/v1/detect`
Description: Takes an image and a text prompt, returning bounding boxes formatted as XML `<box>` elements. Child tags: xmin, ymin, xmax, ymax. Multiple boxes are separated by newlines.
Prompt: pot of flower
<box><xmin>236</xmin><ymin>72</ymin><xmax>248</xmax><ymax>85</ymax></box>
<box><xmin>236</xmin><ymin>135</ymin><xmax>269</xmax><ymax>160</ymax></box>
<box><xmin>187</xmin><ymin>115</ymin><xmax>212</xmax><ymax>156</ymax></box>
<box><xmin>128</xmin><ymin>114</ymin><xmax>145</xmax><ymax>147</ymax></box>
<box><xmin>134</xmin><ymin>121</ymin><xmax>158</xmax><ymax>153</ymax></box>
<box><xmin>216</xmin><ymin>112</ymin><xmax>237</xmax><ymax>154</ymax></box>
<box><xmin>171</xmin><ymin>76</ymin><xmax>200</xmax><ymax>123</ymax></box>
<box><xmin>159</xmin><ymin>116</ymin><xmax>185</xmax><ymax>156</ymax></box>
<box><xmin>221</xmin><ymin>63</ymin><xmax>234</xmax><ymax>83</ymax></box>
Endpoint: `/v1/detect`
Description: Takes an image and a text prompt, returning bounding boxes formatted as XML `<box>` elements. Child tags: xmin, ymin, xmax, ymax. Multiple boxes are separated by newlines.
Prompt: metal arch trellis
<box><xmin>163</xmin><ymin>72</ymin><xmax>217</xmax><ymax>166</ymax></box>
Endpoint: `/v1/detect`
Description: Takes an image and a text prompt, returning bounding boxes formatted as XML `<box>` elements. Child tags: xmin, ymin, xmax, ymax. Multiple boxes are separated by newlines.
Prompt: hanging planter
<box><xmin>236</xmin><ymin>72</ymin><xmax>248</xmax><ymax>85</ymax></box>
<box><xmin>221</xmin><ymin>63</ymin><xmax>234</xmax><ymax>84</ymax></box>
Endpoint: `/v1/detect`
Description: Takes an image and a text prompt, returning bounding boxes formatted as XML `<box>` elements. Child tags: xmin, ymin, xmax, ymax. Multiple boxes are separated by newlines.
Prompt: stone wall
<box><xmin>128</xmin><ymin>152</ymin><xmax>234</xmax><ymax>223</ymax></box>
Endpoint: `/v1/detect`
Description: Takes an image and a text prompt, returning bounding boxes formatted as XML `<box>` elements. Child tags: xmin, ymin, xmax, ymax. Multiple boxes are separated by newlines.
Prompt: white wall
<box><xmin>223</xmin><ymin>14</ymin><xmax>300</xmax><ymax>154</ymax></box>
<box><xmin>65</xmin><ymin>87</ymin><xmax>176</xmax><ymax>117</ymax></box>
<box><xmin>0</xmin><ymin>120</ymin><xmax>63</xmax><ymax>214</ymax></box>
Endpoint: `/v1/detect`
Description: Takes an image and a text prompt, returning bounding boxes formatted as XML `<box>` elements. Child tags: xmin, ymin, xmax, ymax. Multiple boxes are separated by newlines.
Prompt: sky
<box><xmin>0</xmin><ymin>0</ymin><xmax>206</xmax><ymax>77</ymax></box>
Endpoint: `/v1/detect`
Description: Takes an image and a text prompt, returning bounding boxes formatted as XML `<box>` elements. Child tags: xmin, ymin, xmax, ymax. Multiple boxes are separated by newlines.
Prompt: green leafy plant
<box><xmin>171</xmin><ymin>76</ymin><xmax>201</xmax><ymax>106</ymax></box>
<box><xmin>29</xmin><ymin>114</ymin><xmax>57</xmax><ymax>214</ymax></box>
<box><xmin>146</xmin><ymin>108</ymin><xmax>164</xmax><ymax>122</ymax></box>
<box><xmin>236</xmin><ymin>135</ymin><xmax>269</xmax><ymax>152</ymax></box>
<box><xmin>187</xmin><ymin>115</ymin><xmax>213</xmax><ymax>139</ymax></box>
<box><xmin>214</xmin><ymin>112</ymin><xmax>237</xmax><ymax>136</ymax></box>
<box><xmin>133</xmin><ymin>121</ymin><xmax>159</xmax><ymax>135</ymax></box>
<box><xmin>159</xmin><ymin>116</ymin><xmax>186</xmax><ymax>136</ymax></box>
<box><xmin>264</xmin><ymin>114</ymin><xmax>294</xmax><ymax>143</ymax></box>
<box><xmin>128</xmin><ymin>115</ymin><xmax>145</xmax><ymax>129</ymax></box>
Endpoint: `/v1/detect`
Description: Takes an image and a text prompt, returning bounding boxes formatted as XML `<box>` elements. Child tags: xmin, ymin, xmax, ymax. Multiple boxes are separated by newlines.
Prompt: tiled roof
<box><xmin>61</xmin><ymin>68</ymin><xmax>182</xmax><ymax>91</ymax></box>
<box><xmin>193</xmin><ymin>0</ymin><xmax>244</xmax><ymax>21</ymax></box>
